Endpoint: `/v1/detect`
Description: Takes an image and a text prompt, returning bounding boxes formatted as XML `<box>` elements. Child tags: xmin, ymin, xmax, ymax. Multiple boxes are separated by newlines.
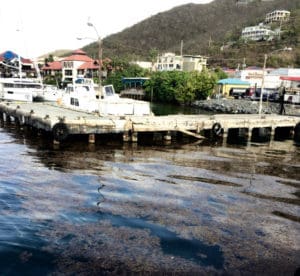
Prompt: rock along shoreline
<box><xmin>193</xmin><ymin>99</ymin><xmax>300</xmax><ymax>116</ymax></box>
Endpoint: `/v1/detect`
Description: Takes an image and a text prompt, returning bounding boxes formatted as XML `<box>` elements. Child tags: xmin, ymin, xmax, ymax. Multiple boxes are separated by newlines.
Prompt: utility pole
<box><xmin>180</xmin><ymin>40</ymin><xmax>183</xmax><ymax>56</ymax></box>
<box><xmin>208</xmin><ymin>36</ymin><xmax>213</xmax><ymax>48</ymax></box>
<box><xmin>259</xmin><ymin>54</ymin><xmax>267</xmax><ymax>115</ymax></box>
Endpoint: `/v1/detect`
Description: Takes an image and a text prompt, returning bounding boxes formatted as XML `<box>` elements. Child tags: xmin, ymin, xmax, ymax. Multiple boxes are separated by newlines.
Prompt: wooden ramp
<box><xmin>0</xmin><ymin>101</ymin><xmax>299</xmax><ymax>144</ymax></box>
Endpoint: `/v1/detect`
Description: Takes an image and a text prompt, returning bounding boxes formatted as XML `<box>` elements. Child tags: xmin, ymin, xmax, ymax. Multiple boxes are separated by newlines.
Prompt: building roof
<box><xmin>78</xmin><ymin>61</ymin><xmax>100</xmax><ymax>70</ymax></box>
<box><xmin>61</xmin><ymin>49</ymin><xmax>94</xmax><ymax>62</ymax></box>
<box><xmin>280</xmin><ymin>76</ymin><xmax>300</xmax><ymax>81</ymax></box>
<box><xmin>41</xmin><ymin>61</ymin><xmax>62</xmax><ymax>70</ymax></box>
<box><xmin>122</xmin><ymin>77</ymin><xmax>150</xmax><ymax>85</ymax></box>
<box><xmin>0</xmin><ymin>50</ymin><xmax>33</xmax><ymax>65</ymax></box>
<box><xmin>218</xmin><ymin>78</ymin><xmax>250</xmax><ymax>85</ymax></box>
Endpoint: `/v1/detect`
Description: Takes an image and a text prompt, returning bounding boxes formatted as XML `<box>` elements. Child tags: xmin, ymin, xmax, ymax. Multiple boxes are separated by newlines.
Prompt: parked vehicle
<box><xmin>229</xmin><ymin>88</ymin><xmax>248</xmax><ymax>99</ymax></box>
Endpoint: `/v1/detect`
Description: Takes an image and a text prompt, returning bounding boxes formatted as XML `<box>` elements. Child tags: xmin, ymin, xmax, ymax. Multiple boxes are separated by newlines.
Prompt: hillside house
<box><xmin>155</xmin><ymin>53</ymin><xmax>207</xmax><ymax>72</ymax></box>
<box><xmin>241</xmin><ymin>24</ymin><xmax>275</xmax><ymax>41</ymax></box>
<box><xmin>265</xmin><ymin>10</ymin><xmax>290</xmax><ymax>24</ymax></box>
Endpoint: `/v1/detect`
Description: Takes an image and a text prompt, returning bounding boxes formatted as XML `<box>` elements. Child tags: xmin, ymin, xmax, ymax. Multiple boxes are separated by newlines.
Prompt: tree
<box><xmin>144</xmin><ymin>70</ymin><xmax>217</xmax><ymax>104</ymax></box>
<box><xmin>103</xmin><ymin>59</ymin><xmax>147</xmax><ymax>93</ymax></box>
<box><xmin>44</xmin><ymin>54</ymin><xmax>54</xmax><ymax>64</ymax></box>
<box><xmin>149</xmin><ymin>48</ymin><xmax>158</xmax><ymax>70</ymax></box>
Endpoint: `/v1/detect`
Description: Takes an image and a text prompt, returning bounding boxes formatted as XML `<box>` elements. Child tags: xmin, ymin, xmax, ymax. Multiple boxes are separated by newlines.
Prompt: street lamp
<box><xmin>77</xmin><ymin>21</ymin><xmax>102</xmax><ymax>91</ymax></box>
<box><xmin>87</xmin><ymin>21</ymin><xmax>102</xmax><ymax>91</ymax></box>
<box><xmin>258</xmin><ymin>47</ymin><xmax>292</xmax><ymax>115</ymax></box>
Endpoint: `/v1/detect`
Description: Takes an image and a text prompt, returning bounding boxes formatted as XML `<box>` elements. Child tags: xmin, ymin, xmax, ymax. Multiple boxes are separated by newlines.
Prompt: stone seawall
<box><xmin>193</xmin><ymin>99</ymin><xmax>300</xmax><ymax>116</ymax></box>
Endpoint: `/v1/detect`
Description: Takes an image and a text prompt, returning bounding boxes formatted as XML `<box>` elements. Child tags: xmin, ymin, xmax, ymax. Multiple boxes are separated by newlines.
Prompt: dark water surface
<box><xmin>0</xmin><ymin>122</ymin><xmax>299</xmax><ymax>275</ymax></box>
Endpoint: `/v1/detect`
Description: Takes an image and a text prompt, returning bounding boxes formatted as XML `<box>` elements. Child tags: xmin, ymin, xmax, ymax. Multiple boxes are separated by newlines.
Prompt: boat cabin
<box><xmin>62</xmin><ymin>78</ymin><xmax>152</xmax><ymax>116</ymax></box>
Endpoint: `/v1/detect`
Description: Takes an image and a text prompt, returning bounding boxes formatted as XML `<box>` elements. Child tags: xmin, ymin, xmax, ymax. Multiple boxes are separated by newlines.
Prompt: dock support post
<box><xmin>131</xmin><ymin>132</ymin><xmax>138</xmax><ymax>143</ymax></box>
<box><xmin>123</xmin><ymin>131</ymin><xmax>131</xmax><ymax>142</ymax></box>
<box><xmin>3</xmin><ymin>113</ymin><xmax>7</xmax><ymax>122</ymax></box>
<box><xmin>88</xmin><ymin>134</ymin><xmax>95</xmax><ymax>144</ymax></box>
<box><xmin>53</xmin><ymin>140</ymin><xmax>60</xmax><ymax>146</ymax></box>
<box><xmin>163</xmin><ymin>131</ymin><xmax>172</xmax><ymax>141</ymax></box>
<box><xmin>290</xmin><ymin>128</ymin><xmax>295</xmax><ymax>139</ymax></box>
<box><xmin>247</xmin><ymin>128</ymin><xmax>253</xmax><ymax>142</ymax></box>
<box><xmin>222</xmin><ymin>128</ymin><xmax>228</xmax><ymax>145</ymax></box>
<box><xmin>6</xmin><ymin>114</ymin><xmax>11</xmax><ymax>124</ymax></box>
<box><xmin>270</xmin><ymin>127</ymin><xmax>276</xmax><ymax>141</ymax></box>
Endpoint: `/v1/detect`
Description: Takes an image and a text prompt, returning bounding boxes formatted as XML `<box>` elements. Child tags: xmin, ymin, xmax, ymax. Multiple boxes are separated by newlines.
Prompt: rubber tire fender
<box><xmin>294</xmin><ymin>123</ymin><xmax>300</xmax><ymax>143</ymax></box>
<box><xmin>52</xmin><ymin>123</ymin><xmax>69</xmax><ymax>142</ymax></box>
<box><xmin>212</xmin><ymin>122</ymin><xmax>223</xmax><ymax>136</ymax></box>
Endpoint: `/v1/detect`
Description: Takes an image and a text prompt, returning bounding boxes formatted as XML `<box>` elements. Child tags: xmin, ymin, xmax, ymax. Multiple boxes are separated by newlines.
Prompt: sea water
<box><xmin>0</xmin><ymin>122</ymin><xmax>299</xmax><ymax>275</ymax></box>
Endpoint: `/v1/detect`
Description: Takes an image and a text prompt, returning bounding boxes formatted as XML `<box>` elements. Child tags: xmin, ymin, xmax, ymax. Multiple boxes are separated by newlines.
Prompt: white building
<box><xmin>237</xmin><ymin>67</ymin><xmax>300</xmax><ymax>91</ymax></box>
<box><xmin>156</xmin><ymin>53</ymin><xmax>182</xmax><ymax>71</ymax></box>
<box><xmin>182</xmin><ymin>55</ymin><xmax>207</xmax><ymax>72</ymax></box>
<box><xmin>241</xmin><ymin>24</ymin><xmax>275</xmax><ymax>41</ymax></box>
<box><xmin>265</xmin><ymin>10</ymin><xmax>290</xmax><ymax>24</ymax></box>
<box><xmin>155</xmin><ymin>53</ymin><xmax>207</xmax><ymax>72</ymax></box>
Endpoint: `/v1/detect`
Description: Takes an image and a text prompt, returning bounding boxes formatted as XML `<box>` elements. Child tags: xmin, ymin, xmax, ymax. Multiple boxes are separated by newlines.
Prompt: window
<box><xmin>71</xmin><ymin>97</ymin><xmax>79</xmax><ymax>106</ymax></box>
<box><xmin>104</xmin><ymin>86</ymin><xmax>114</xmax><ymax>96</ymax></box>
<box><xmin>65</xmin><ymin>70</ymin><xmax>72</xmax><ymax>76</ymax></box>
<box><xmin>63</xmin><ymin>61</ymin><xmax>74</xmax><ymax>68</ymax></box>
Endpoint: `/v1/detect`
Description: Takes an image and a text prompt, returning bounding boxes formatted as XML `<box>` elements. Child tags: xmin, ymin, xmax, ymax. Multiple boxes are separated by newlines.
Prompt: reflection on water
<box><xmin>0</xmin><ymin>123</ymin><xmax>299</xmax><ymax>275</ymax></box>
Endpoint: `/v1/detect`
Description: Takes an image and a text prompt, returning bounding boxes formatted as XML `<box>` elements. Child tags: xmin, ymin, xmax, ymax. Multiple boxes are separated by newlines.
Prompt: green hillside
<box><xmin>80</xmin><ymin>0</ymin><xmax>300</xmax><ymax>68</ymax></box>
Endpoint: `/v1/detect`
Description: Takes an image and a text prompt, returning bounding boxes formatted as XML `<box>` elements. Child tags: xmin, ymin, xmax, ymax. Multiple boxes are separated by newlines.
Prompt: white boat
<box><xmin>0</xmin><ymin>53</ymin><xmax>61</xmax><ymax>102</ymax></box>
<box><xmin>0</xmin><ymin>77</ymin><xmax>42</xmax><ymax>102</ymax></box>
<box><xmin>35</xmin><ymin>85</ymin><xmax>65</xmax><ymax>102</ymax></box>
<box><xmin>60</xmin><ymin>78</ymin><xmax>152</xmax><ymax>116</ymax></box>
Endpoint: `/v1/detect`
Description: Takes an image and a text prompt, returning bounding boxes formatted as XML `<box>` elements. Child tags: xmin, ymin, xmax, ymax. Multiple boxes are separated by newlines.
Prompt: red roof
<box><xmin>280</xmin><ymin>76</ymin><xmax>300</xmax><ymax>81</ymax></box>
<box><xmin>41</xmin><ymin>61</ymin><xmax>62</xmax><ymax>70</ymax></box>
<box><xmin>62</xmin><ymin>49</ymin><xmax>93</xmax><ymax>62</ymax></box>
<box><xmin>72</xmin><ymin>49</ymin><xmax>87</xmax><ymax>55</ymax></box>
<box><xmin>21</xmin><ymin>58</ymin><xmax>32</xmax><ymax>64</ymax></box>
<box><xmin>78</xmin><ymin>61</ymin><xmax>100</xmax><ymax>70</ymax></box>
<box><xmin>62</xmin><ymin>54</ymin><xmax>93</xmax><ymax>62</ymax></box>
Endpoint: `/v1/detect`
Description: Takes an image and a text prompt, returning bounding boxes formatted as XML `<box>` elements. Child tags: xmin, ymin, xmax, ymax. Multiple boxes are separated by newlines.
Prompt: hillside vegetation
<box><xmin>79</xmin><ymin>0</ymin><xmax>300</xmax><ymax>68</ymax></box>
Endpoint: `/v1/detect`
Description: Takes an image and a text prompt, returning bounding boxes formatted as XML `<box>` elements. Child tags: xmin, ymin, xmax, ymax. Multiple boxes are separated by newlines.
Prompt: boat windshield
<box><xmin>104</xmin><ymin>86</ymin><xmax>114</xmax><ymax>96</ymax></box>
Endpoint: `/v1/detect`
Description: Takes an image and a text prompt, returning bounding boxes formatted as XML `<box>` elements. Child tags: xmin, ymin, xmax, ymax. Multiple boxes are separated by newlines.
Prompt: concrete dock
<box><xmin>0</xmin><ymin>101</ymin><xmax>299</xmax><ymax>144</ymax></box>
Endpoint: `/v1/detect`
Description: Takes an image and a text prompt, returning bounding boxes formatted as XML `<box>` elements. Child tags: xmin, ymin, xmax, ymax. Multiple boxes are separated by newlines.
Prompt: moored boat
<box><xmin>0</xmin><ymin>77</ymin><xmax>42</xmax><ymax>102</ymax></box>
<box><xmin>60</xmin><ymin>78</ymin><xmax>152</xmax><ymax>116</ymax></box>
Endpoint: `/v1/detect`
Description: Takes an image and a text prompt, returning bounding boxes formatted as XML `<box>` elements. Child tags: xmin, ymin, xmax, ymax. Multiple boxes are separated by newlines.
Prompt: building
<box><xmin>241</xmin><ymin>24</ymin><xmax>275</xmax><ymax>41</ymax></box>
<box><xmin>41</xmin><ymin>49</ymin><xmax>102</xmax><ymax>84</ymax></box>
<box><xmin>0</xmin><ymin>50</ymin><xmax>35</xmax><ymax>77</ymax></box>
<box><xmin>155</xmin><ymin>53</ymin><xmax>207</xmax><ymax>72</ymax></box>
<box><xmin>236</xmin><ymin>0</ymin><xmax>274</xmax><ymax>5</ymax></box>
<box><xmin>236</xmin><ymin>67</ymin><xmax>300</xmax><ymax>95</ymax></box>
<box><xmin>217</xmin><ymin>78</ymin><xmax>250</xmax><ymax>97</ymax></box>
<box><xmin>156</xmin><ymin>53</ymin><xmax>182</xmax><ymax>71</ymax></box>
<box><xmin>182</xmin><ymin>55</ymin><xmax>207</xmax><ymax>72</ymax></box>
<box><xmin>236</xmin><ymin>0</ymin><xmax>254</xmax><ymax>4</ymax></box>
<box><xmin>265</xmin><ymin>10</ymin><xmax>290</xmax><ymax>24</ymax></box>
<box><xmin>41</xmin><ymin>61</ymin><xmax>62</xmax><ymax>77</ymax></box>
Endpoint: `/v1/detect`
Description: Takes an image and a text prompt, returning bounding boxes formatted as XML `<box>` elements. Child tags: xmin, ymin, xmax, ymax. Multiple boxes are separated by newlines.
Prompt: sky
<box><xmin>0</xmin><ymin>0</ymin><xmax>213</xmax><ymax>59</ymax></box>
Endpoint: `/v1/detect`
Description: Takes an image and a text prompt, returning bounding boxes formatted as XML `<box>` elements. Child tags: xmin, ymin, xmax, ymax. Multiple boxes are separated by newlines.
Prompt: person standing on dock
<box><xmin>279</xmin><ymin>87</ymin><xmax>286</xmax><ymax>115</ymax></box>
